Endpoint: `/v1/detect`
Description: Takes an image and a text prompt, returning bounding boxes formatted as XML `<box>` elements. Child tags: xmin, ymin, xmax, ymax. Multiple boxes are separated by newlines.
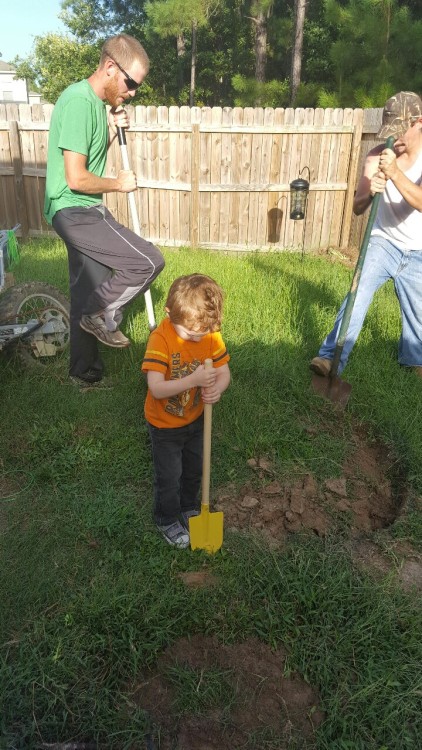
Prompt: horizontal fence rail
<box><xmin>0</xmin><ymin>103</ymin><xmax>383</xmax><ymax>253</ymax></box>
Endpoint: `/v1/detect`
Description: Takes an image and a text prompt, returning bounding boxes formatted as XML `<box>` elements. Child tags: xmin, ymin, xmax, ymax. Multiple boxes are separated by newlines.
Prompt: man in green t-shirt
<box><xmin>44</xmin><ymin>34</ymin><xmax>165</xmax><ymax>387</ymax></box>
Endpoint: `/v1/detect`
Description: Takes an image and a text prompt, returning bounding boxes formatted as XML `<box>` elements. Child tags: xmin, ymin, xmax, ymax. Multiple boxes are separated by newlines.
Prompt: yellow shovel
<box><xmin>189</xmin><ymin>358</ymin><xmax>224</xmax><ymax>553</ymax></box>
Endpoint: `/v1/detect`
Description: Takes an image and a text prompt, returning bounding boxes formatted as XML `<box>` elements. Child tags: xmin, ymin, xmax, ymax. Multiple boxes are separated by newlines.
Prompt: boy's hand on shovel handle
<box><xmin>192</xmin><ymin>364</ymin><xmax>216</xmax><ymax>389</ymax></box>
<box><xmin>202</xmin><ymin>383</ymin><xmax>221</xmax><ymax>404</ymax></box>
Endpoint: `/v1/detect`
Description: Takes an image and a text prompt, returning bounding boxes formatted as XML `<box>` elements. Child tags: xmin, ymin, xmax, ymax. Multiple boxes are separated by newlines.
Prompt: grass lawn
<box><xmin>0</xmin><ymin>238</ymin><xmax>421</xmax><ymax>749</ymax></box>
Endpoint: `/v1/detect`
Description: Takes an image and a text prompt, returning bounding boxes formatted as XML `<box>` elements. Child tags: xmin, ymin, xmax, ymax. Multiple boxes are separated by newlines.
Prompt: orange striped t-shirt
<box><xmin>141</xmin><ymin>317</ymin><xmax>230</xmax><ymax>428</ymax></box>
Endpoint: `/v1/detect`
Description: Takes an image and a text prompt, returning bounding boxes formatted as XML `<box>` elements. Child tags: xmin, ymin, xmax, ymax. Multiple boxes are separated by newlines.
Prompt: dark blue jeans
<box><xmin>148</xmin><ymin>414</ymin><xmax>204</xmax><ymax>526</ymax></box>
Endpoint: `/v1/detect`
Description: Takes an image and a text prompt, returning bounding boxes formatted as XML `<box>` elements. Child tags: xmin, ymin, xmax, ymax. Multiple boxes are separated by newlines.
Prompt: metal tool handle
<box><xmin>330</xmin><ymin>135</ymin><xmax>395</xmax><ymax>376</ymax></box>
<box><xmin>201</xmin><ymin>358</ymin><xmax>213</xmax><ymax>509</ymax></box>
<box><xmin>117</xmin><ymin>126</ymin><xmax>156</xmax><ymax>331</ymax></box>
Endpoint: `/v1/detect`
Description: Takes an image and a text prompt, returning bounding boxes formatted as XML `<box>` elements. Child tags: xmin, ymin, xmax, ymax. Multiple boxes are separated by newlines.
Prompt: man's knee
<box><xmin>153</xmin><ymin>249</ymin><xmax>165</xmax><ymax>279</ymax></box>
<box><xmin>148</xmin><ymin>242</ymin><xmax>165</xmax><ymax>275</ymax></box>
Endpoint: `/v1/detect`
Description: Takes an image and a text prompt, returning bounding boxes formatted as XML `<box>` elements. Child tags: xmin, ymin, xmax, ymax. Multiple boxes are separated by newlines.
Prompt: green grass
<box><xmin>1</xmin><ymin>238</ymin><xmax>421</xmax><ymax>749</ymax></box>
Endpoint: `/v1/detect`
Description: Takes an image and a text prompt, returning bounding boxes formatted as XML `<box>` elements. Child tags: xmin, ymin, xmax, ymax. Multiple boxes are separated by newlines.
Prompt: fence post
<box><xmin>190</xmin><ymin>123</ymin><xmax>200</xmax><ymax>248</ymax></box>
<box><xmin>9</xmin><ymin>120</ymin><xmax>29</xmax><ymax>238</ymax></box>
<box><xmin>340</xmin><ymin>108</ymin><xmax>364</xmax><ymax>249</ymax></box>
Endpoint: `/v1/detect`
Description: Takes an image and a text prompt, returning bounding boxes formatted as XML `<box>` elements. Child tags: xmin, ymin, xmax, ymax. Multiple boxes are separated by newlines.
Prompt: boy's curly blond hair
<box><xmin>165</xmin><ymin>274</ymin><xmax>223</xmax><ymax>332</ymax></box>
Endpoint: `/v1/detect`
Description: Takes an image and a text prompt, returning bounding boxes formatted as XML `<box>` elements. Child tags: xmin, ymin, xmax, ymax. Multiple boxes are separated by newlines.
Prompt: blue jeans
<box><xmin>318</xmin><ymin>236</ymin><xmax>422</xmax><ymax>373</ymax></box>
<box><xmin>148</xmin><ymin>415</ymin><xmax>204</xmax><ymax>526</ymax></box>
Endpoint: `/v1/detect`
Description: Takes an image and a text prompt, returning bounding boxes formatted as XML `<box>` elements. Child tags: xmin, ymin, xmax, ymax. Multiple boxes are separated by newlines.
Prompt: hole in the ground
<box><xmin>214</xmin><ymin>422</ymin><xmax>408</xmax><ymax>546</ymax></box>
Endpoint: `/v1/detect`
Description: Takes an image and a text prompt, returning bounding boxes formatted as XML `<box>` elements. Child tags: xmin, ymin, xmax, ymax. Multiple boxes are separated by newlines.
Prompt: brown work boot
<box><xmin>413</xmin><ymin>366</ymin><xmax>422</xmax><ymax>378</ymax></box>
<box><xmin>309</xmin><ymin>356</ymin><xmax>333</xmax><ymax>377</ymax></box>
<box><xmin>80</xmin><ymin>314</ymin><xmax>130</xmax><ymax>348</ymax></box>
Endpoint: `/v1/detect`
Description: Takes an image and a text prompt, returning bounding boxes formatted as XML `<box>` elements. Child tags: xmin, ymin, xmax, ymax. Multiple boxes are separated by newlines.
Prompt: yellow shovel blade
<box><xmin>189</xmin><ymin>505</ymin><xmax>224</xmax><ymax>553</ymax></box>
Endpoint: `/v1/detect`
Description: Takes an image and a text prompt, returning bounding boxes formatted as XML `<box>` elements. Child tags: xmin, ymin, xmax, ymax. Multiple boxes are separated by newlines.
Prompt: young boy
<box><xmin>141</xmin><ymin>274</ymin><xmax>231</xmax><ymax>548</ymax></box>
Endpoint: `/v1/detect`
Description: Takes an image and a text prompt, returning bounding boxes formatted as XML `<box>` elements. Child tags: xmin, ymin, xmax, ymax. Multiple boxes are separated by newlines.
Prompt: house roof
<box><xmin>0</xmin><ymin>61</ymin><xmax>15</xmax><ymax>72</ymax></box>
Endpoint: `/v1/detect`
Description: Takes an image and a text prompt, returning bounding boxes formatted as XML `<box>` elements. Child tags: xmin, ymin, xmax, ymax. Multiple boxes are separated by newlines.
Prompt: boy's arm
<box><xmin>201</xmin><ymin>364</ymin><xmax>231</xmax><ymax>404</ymax></box>
<box><xmin>146</xmin><ymin>365</ymin><xmax>217</xmax><ymax>400</ymax></box>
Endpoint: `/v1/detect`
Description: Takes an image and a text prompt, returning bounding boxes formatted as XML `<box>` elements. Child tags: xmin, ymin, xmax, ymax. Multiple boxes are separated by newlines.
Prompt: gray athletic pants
<box><xmin>53</xmin><ymin>204</ymin><xmax>165</xmax><ymax>380</ymax></box>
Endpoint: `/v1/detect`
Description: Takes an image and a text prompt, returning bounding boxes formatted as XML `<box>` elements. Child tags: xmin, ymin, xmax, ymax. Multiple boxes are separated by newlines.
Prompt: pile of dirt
<box><xmin>133</xmin><ymin>636</ymin><xmax>325</xmax><ymax>750</ymax></box>
<box><xmin>214</xmin><ymin>424</ymin><xmax>407</xmax><ymax>547</ymax></box>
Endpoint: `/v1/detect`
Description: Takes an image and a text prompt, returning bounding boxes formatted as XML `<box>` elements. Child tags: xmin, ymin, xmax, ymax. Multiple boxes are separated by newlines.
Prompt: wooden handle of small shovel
<box><xmin>201</xmin><ymin>358</ymin><xmax>213</xmax><ymax>509</ymax></box>
<box><xmin>117</xmin><ymin>126</ymin><xmax>156</xmax><ymax>331</ymax></box>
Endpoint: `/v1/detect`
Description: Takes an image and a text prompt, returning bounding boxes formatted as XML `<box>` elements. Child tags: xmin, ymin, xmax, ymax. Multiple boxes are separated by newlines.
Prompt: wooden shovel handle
<box><xmin>202</xmin><ymin>358</ymin><xmax>213</xmax><ymax>507</ymax></box>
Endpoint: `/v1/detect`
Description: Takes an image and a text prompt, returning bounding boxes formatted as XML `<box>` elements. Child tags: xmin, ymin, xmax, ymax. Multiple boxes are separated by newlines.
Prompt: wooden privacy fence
<box><xmin>0</xmin><ymin>103</ymin><xmax>383</xmax><ymax>252</ymax></box>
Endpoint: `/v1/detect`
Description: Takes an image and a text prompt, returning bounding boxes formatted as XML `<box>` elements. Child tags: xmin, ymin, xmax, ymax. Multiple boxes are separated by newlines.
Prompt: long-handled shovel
<box><xmin>116</xmin><ymin>126</ymin><xmax>156</xmax><ymax>331</ymax></box>
<box><xmin>189</xmin><ymin>359</ymin><xmax>224</xmax><ymax>553</ymax></box>
<box><xmin>311</xmin><ymin>135</ymin><xmax>394</xmax><ymax>408</ymax></box>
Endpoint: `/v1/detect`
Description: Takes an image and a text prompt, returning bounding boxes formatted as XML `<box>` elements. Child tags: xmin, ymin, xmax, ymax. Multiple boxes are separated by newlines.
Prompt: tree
<box><xmin>247</xmin><ymin>0</ymin><xmax>273</xmax><ymax>83</ymax></box>
<box><xmin>290</xmin><ymin>0</ymin><xmax>307</xmax><ymax>103</ymax></box>
<box><xmin>323</xmin><ymin>0</ymin><xmax>422</xmax><ymax>106</ymax></box>
<box><xmin>13</xmin><ymin>34</ymin><xmax>99</xmax><ymax>103</ymax></box>
<box><xmin>146</xmin><ymin>0</ymin><xmax>220</xmax><ymax>104</ymax></box>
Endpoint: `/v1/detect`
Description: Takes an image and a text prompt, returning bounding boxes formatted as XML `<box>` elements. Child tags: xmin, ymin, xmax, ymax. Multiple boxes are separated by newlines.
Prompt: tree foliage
<box><xmin>13</xmin><ymin>35</ymin><xmax>99</xmax><ymax>103</ymax></box>
<box><xmin>11</xmin><ymin>0</ymin><xmax>422</xmax><ymax>107</ymax></box>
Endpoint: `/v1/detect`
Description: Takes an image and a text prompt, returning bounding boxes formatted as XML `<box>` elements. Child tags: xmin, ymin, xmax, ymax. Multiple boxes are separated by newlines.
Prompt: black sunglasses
<box><xmin>106</xmin><ymin>52</ymin><xmax>142</xmax><ymax>91</ymax></box>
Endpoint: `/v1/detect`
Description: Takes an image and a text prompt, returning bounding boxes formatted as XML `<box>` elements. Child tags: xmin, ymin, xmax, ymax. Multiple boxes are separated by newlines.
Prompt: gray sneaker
<box><xmin>157</xmin><ymin>521</ymin><xmax>190</xmax><ymax>549</ymax></box>
<box><xmin>80</xmin><ymin>314</ymin><xmax>130</xmax><ymax>348</ymax></box>
<box><xmin>181</xmin><ymin>509</ymin><xmax>200</xmax><ymax>529</ymax></box>
<box><xmin>69</xmin><ymin>376</ymin><xmax>114</xmax><ymax>391</ymax></box>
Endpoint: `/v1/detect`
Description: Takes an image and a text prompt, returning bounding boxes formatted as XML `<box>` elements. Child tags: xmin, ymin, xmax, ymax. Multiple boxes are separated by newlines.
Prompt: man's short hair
<box><xmin>165</xmin><ymin>274</ymin><xmax>224</xmax><ymax>333</ymax></box>
<box><xmin>100</xmin><ymin>34</ymin><xmax>149</xmax><ymax>74</ymax></box>
<box><xmin>377</xmin><ymin>91</ymin><xmax>422</xmax><ymax>140</ymax></box>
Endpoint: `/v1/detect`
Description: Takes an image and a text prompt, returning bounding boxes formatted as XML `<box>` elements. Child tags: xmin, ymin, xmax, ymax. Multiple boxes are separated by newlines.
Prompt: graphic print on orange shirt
<box><xmin>165</xmin><ymin>355</ymin><xmax>202</xmax><ymax>417</ymax></box>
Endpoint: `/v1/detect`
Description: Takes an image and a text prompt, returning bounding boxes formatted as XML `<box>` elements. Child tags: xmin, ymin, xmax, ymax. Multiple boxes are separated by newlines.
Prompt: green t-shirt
<box><xmin>44</xmin><ymin>79</ymin><xmax>108</xmax><ymax>224</ymax></box>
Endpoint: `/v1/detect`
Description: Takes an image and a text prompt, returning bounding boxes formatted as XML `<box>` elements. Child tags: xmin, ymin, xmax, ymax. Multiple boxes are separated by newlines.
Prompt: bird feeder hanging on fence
<box><xmin>289</xmin><ymin>169</ymin><xmax>310</xmax><ymax>221</ymax></box>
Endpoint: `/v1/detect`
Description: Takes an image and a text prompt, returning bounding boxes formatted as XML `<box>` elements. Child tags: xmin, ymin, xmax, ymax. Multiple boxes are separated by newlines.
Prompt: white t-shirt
<box><xmin>372</xmin><ymin>150</ymin><xmax>422</xmax><ymax>251</ymax></box>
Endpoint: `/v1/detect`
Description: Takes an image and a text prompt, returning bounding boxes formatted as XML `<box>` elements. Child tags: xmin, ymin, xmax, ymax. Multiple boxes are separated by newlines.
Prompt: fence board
<box><xmin>168</xmin><ymin>106</ymin><xmax>180</xmax><ymax>243</ymax></box>
<box><xmin>199</xmin><ymin>107</ymin><xmax>212</xmax><ymax>244</ymax></box>
<box><xmin>340</xmin><ymin>108</ymin><xmax>364</xmax><ymax>249</ymax></box>
<box><xmin>158</xmin><ymin>105</ymin><xmax>170</xmax><ymax>243</ymax></box>
<box><xmin>267</xmin><ymin>108</ymin><xmax>284</xmax><ymax>245</ymax></box>
<box><xmin>31</xmin><ymin>103</ymin><xmax>47</xmax><ymax>231</ymax></box>
<box><xmin>218</xmin><ymin>107</ymin><xmax>232</xmax><ymax>246</ymax></box>
<box><xmin>255</xmin><ymin>108</ymin><xmax>273</xmax><ymax>246</ymax></box>
<box><xmin>349</xmin><ymin>108</ymin><xmax>381</xmax><ymax>249</ymax></box>
<box><xmin>191</xmin><ymin>123</ymin><xmax>200</xmax><ymax>248</ymax></box>
<box><xmin>302</xmin><ymin>108</ymin><xmax>316</xmax><ymax>252</ymax></box>
<box><xmin>247</xmin><ymin>108</ymin><xmax>264</xmax><ymax>246</ymax></box>
<box><xmin>329</xmin><ymin>108</ymin><xmax>352</xmax><ymax>249</ymax></box>
<box><xmin>209</xmin><ymin>107</ymin><xmax>223</xmax><ymax>245</ymax></box>
<box><xmin>228</xmin><ymin>107</ymin><xmax>243</xmax><ymax>245</ymax></box>
<box><xmin>0</xmin><ymin>104</ymin><xmax>15</xmax><ymax>229</ymax></box>
<box><xmin>237</xmin><ymin>107</ymin><xmax>253</xmax><ymax>247</ymax></box>
<box><xmin>179</xmin><ymin>106</ymin><xmax>191</xmax><ymax>243</ymax></box>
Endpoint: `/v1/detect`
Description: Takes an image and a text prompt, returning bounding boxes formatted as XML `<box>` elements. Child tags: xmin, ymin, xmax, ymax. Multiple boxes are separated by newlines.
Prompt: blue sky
<box><xmin>1</xmin><ymin>0</ymin><xmax>66</xmax><ymax>63</ymax></box>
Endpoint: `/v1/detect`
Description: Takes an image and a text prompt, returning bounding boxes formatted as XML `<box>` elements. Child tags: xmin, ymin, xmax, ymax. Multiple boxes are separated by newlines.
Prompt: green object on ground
<box><xmin>6</xmin><ymin>230</ymin><xmax>20</xmax><ymax>268</ymax></box>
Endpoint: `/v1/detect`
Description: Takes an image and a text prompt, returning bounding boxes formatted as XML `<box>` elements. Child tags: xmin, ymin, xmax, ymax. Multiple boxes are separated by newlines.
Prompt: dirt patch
<box><xmin>351</xmin><ymin>538</ymin><xmax>422</xmax><ymax>592</ymax></box>
<box><xmin>214</xmin><ymin>424</ymin><xmax>407</xmax><ymax>548</ymax></box>
<box><xmin>177</xmin><ymin>570</ymin><xmax>218</xmax><ymax>588</ymax></box>
<box><xmin>132</xmin><ymin>636</ymin><xmax>324</xmax><ymax>749</ymax></box>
